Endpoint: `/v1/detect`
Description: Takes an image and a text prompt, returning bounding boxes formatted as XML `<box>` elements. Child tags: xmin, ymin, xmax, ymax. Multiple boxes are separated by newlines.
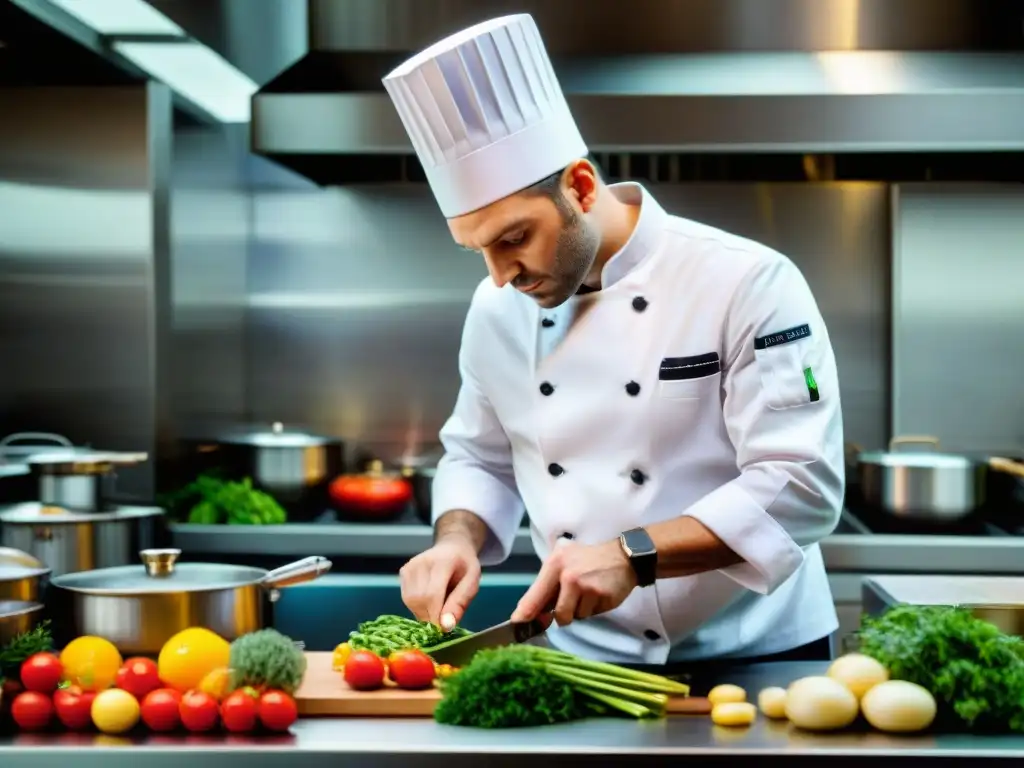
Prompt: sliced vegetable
<box><xmin>53</xmin><ymin>685</ymin><xmax>96</xmax><ymax>730</ymax></box>
<box><xmin>348</xmin><ymin>614</ymin><xmax>470</xmax><ymax>657</ymax></box>
<box><xmin>11</xmin><ymin>690</ymin><xmax>53</xmax><ymax>730</ymax></box>
<box><xmin>344</xmin><ymin>650</ymin><xmax>386</xmax><ymax>691</ymax></box>
<box><xmin>140</xmin><ymin>688</ymin><xmax>182</xmax><ymax>732</ymax></box>
<box><xmin>708</xmin><ymin>684</ymin><xmax>746</xmax><ymax>706</ymax></box>
<box><xmin>20</xmin><ymin>652</ymin><xmax>63</xmax><ymax>693</ymax></box>
<box><xmin>258</xmin><ymin>689</ymin><xmax>298</xmax><ymax>732</ymax></box>
<box><xmin>90</xmin><ymin>688</ymin><xmax>140</xmax><ymax>735</ymax></box>
<box><xmin>229</xmin><ymin>628</ymin><xmax>307</xmax><ymax>694</ymax></box>
<box><xmin>860</xmin><ymin>680</ymin><xmax>937</xmax><ymax>733</ymax></box>
<box><xmin>784</xmin><ymin>676</ymin><xmax>859</xmax><ymax>732</ymax></box>
<box><xmin>711</xmin><ymin>701</ymin><xmax>757</xmax><ymax>727</ymax></box>
<box><xmin>434</xmin><ymin>645</ymin><xmax>690</xmax><ymax>728</ymax></box>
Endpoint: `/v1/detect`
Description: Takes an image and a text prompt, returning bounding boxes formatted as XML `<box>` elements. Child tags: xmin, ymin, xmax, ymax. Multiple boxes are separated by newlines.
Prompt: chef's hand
<box><xmin>399</xmin><ymin>536</ymin><xmax>481</xmax><ymax>632</ymax></box>
<box><xmin>511</xmin><ymin>539</ymin><xmax>637</xmax><ymax>627</ymax></box>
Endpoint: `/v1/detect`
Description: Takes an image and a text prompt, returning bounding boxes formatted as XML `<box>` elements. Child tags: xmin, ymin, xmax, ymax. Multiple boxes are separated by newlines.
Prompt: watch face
<box><xmin>623</xmin><ymin>528</ymin><xmax>655</xmax><ymax>557</ymax></box>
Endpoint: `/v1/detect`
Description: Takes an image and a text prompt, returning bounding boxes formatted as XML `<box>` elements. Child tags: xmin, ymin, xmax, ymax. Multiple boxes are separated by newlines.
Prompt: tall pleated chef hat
<box><xmin>382</xmin><ymin>14</ymin><xmax>587</xmax><ymax>219</ymax></box>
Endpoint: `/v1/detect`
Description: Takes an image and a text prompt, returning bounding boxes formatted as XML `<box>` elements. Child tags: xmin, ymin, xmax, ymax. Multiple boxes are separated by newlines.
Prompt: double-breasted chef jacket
<box><xmin>431</xmin><ymin>182</ymin><xmax>845</xmax><ymax>665</ymax></box>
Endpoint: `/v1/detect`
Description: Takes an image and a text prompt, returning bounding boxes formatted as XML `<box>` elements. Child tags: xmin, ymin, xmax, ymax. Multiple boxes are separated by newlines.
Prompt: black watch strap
<box><xmin>619</xmin><ymin>527</ymin><xmax>658</xmax><ymax>588</ymax></box>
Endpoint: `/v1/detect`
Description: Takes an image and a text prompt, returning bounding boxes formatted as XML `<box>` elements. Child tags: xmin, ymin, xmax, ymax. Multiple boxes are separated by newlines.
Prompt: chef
<box><xmin>384</xmin><ymin>14</ymin><xmax>845</xmax><ymax>665</ymax></box>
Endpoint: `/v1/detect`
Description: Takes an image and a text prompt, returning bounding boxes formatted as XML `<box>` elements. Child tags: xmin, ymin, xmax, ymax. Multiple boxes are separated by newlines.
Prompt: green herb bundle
<box><xmin>434</xmin><ymin>645</ymin><xmax>690</xmax><ymax>728</ymax></box>
<box><xmin>162</xmin><ymin>473</ymin><xmax>287</xmax><ymax>525</ymax></box>
<box><xmin>858</xmin><ymin>605</ymin><xmax>1024</xmax><ymax>733</ymax></box>
<box><xmin>348</xmin><ymin>615</ymin><xmax>470</xmax><ymax>657</ymax></box>
<box><xmin>0</xmin><ymin>621</ymin><xmax>53</xmax><ymax>681</ymax></box>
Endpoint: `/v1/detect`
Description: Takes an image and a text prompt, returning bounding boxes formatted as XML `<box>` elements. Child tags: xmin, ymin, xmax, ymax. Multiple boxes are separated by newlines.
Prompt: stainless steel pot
<box><xmin>0</xmin><ymin>432</ymin><xmax>76</xmax><ymax>504</ymax></box>
<box><xmin>854</xmin><ymin>436</ymin><xmax>985</xmax><ymax>522</ymax></box>
<box><xmin>28</xmin><ymin>450</ymin><xmax>148</xmax><ymax>512</ymax></box>
<box><xmin>0</xmin><ymin>504</ymin><xmax>164</xmax><ymax>577</ymax></box>
<box><xmin>0</xmin><ymin>547</ymin><xmax>50</xmax><ymax>601</ymax></box>
<box><xmin>853</xmin><ymin>435</ymin><xmax>1024</xmax><ymax>524</ymax></box>
<box><xmin>189</xmin><ymin>422</ymin><xmax>345</xmax><ymax>521</ymax></box>
<box><xmin>0</xmin><ymin>600</ymin><xmax>43</xmax><ymax>645</ymax></box>
<box><xmin>47</xmin><ymin>548</ymin><xmax>332</xmax><ymax>655</ymax></box>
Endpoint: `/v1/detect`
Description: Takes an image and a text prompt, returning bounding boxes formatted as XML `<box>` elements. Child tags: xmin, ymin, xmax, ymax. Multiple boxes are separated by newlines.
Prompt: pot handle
<box><xmin>0</xmin><ymin>432</ymin><xmax>73</xmax><ymax>450</ymax></box>
<box><xmin>259</xmin><ymin>556</ymin><xmax>332</xmax><ymax>590</ymax></box>
<box><xmin>989</xmin><ymin>457</ymin><xmax>1024</xmax><ymax>479</ymax></box>
<box><xmin>889</xmin><ymin>435</ymin><xmax>941</xmax><ymax>452</ymax></box>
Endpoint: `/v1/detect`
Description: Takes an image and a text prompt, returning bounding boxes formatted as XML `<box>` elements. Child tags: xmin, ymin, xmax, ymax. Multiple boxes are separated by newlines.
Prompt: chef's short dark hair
<box><xmin>522</xmin><ymin>155</ymin><xmax>601</xmax><ymax>222</ymax></box>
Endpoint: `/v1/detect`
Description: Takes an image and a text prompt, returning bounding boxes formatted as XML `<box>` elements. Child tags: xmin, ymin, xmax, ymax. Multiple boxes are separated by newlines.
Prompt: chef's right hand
<box><xmin>399</xmin><ymin>536</ymin><xmax>481</xmax><ymax>632</ymax></box>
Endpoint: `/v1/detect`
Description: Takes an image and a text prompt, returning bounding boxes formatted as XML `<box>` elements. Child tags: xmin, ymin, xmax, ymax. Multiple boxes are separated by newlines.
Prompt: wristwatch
<box><xmin>619</xmin><ymin>527</ymin><xmax>658</xmax><ymax>588</ymax></box>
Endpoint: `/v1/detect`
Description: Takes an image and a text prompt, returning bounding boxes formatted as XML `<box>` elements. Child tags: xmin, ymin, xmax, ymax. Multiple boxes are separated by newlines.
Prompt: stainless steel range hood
<box><xmin>251</xmin><ymin>0</ymin><xmax>1024</xmax><ymax>179</ymax></box>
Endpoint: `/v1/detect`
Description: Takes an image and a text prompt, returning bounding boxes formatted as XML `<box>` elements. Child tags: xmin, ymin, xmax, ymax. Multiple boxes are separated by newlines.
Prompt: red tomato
<box><xmin>11</xmin><ymin>691</ymin><xmax>54</xmax><ymax>731</ymax></box>
<box><xmin>53</xmin><ymin>685</ymin><xmax>97</xmax><ymax>730</ymax></box>
<box><xmin>179</xmin><ymin>690</ymin><xmax>219</xmax><ymax>733</ymax></box>
<box><xmin>257</xmin><ymin>690</ymin><xmax>298</xmax><ymax>732</ymax></box>
<box><xmin>20</xmin><ymin>652</ymin><xmax>63</xmax><ymax>694</ymax></box>
<box><xmin>343</xmin><ymin>650</ymin><xmax>386</xmax><ymax>691</ymax></box>
<box><xmin>116</xmin><ymin>657</ymin><xmax>161</xmax><ymax>699</ymax></box>
<box><xmin>220</xmin><ymin>689</ymin><xmax>258</xmax><ymax>733</ymax></box>
<box><xmin>140</xmin><ymin>688</ymin><xmax>182</xmax><ymax>732</ymax></box>
<box><xmin>388</xmin><ymin>649</ymin><xmax>436</xmax><ymax>690</ymax></box>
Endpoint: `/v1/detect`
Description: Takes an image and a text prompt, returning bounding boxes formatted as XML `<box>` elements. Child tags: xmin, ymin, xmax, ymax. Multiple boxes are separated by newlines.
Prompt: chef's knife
<box><xmin>426</xmin><ymin>617</ymin><xmax>550</xmax><ymax>667</ymax></box>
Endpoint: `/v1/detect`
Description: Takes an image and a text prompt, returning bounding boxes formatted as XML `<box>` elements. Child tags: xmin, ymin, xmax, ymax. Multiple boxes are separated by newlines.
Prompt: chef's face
<box><xmin>448</xmin><ymin>161</ymin><xmax>602</xmax><ymax>309</ymax></box>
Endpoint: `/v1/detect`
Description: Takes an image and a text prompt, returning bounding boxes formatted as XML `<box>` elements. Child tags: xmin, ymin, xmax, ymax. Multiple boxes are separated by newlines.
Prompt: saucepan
<box><xmin>848</xmin><ymin>436</ymin><xmax>1024</xmax><ymax>524</ymax></box>
<box><xmin>0</xmin><ymin>547</ymin><xmax>50</xmax><ymax>602</ymax></box>
<box><xmin>46</xmin><ymin>548</ymin><xmax>332</xmax><ymax>655</ymax></box>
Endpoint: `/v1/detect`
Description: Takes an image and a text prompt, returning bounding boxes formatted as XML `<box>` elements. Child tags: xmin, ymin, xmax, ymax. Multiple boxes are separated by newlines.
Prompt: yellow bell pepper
<box><xmin>332</xmin><ymin>642</ymin><xmax>353</xmax><ymax>671</ymax></box>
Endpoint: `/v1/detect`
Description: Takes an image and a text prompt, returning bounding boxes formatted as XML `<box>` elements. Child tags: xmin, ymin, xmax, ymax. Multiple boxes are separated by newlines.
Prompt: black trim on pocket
<box><xmin>659</xmin><ymin>352</ymin><xmax>721</xmax><ymax>381</ymax></box>
<box><xmin>754</xmin><ymin>323</ymin><xmax>811</xmax><ymax>351</ymax></box>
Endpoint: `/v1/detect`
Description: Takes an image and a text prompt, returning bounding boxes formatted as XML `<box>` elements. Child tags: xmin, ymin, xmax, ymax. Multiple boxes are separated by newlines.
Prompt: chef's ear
<box><xmin>562</xmin><ymin>159</ymin><xmax>600</xmax><ymax>213</ymax></box>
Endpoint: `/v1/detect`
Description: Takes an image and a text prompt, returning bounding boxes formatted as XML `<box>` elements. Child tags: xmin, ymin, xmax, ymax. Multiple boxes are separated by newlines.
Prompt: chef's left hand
<box><xmin>511</xmin><ymin>539</ymin><xmax>637</xmax><ymax>626</ymax></box>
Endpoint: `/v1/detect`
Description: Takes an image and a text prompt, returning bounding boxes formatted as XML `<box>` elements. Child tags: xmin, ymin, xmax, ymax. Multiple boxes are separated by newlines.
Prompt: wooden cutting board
<box><xmin>295</xmin><ymin>652</ymin><xmax>711</xmax><ymax>718</ymax></box>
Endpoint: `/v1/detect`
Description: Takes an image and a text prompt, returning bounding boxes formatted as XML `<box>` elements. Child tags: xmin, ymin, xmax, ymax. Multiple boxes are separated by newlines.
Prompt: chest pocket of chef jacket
<box><xmin>753</xmin><ymin>326</ymin><xmax>818</xmax><ymax>411</ymax></box>
<box><xmin>657</xmin><ymin>353</ymin><xmax>722</xmax><ymax>401</ymax></box>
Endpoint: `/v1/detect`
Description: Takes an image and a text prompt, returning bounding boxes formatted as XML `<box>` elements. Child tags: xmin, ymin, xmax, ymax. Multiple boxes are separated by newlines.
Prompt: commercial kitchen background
<box><xmin>1</xmin><ymin>0</ymin><xmax>1023</xmax><ymax>650</ymax></box>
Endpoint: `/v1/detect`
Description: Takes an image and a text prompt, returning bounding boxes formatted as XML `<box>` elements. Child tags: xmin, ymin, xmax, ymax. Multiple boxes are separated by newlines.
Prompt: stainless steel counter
<box><xmin>1</xmin><ymin>663</ymin><xmax>1021</xmax><ymax>767</ymax></box>
<box><xmin>169</xmin><ymin>522</ymin><xmax>1024</xmax><ymax>575</ymax></box>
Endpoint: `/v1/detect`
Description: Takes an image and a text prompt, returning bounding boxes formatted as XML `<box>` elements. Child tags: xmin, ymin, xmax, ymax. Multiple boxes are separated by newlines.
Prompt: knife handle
<box><xmin>512</xmin><ymin>617</ymin><xmax>549</xmax><ymax>643</ymax></box>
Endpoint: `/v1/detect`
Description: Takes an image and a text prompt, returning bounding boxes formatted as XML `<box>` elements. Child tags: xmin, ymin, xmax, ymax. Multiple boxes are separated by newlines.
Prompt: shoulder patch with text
<box><xmin>754</xmin><ymin>323</ymin><xmax>811</xmax><ymax>351</ymax></box>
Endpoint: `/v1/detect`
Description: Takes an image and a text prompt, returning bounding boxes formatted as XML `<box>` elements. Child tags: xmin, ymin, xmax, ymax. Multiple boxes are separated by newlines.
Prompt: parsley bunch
<box><xmin>858</xmin><ymin>605</ymin><xmax>1024</xmax><ymax>733</ymax></box>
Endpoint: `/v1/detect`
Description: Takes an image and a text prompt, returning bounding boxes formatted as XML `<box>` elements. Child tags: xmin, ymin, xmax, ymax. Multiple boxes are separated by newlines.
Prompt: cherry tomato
<box><xmin>388</xmin><ymin>649</ymin><xmax>436</xmax><ymax>690</ymax></box>
<box><xmin>220</xmin><ymin>689</ymin><xmax>258</xmax><ymax>733</ymax></box>
<box><xmin>53</xmin><ymin>685</ymin><xmax>97</xmax><ymax>730</ymax></box>
<box><xmin>20</xmin><ymin>652</ymin><xmax>63</xmax><ymax>694</ymax></box>
<box><xmin>11</xmin><ymin>691</ymin><xmax>54</xmax><ymax>731</ymax></box>
<box><xmin>179</xmin><ymin>689</ymin><xmax>219</xmax><ymax>733</ymax></box>
<box><xmin>115</xmin><ymin>657</ymin><xmax>161</xmax><ymax>699</ymax></box>
<box><xmin>343</xmin><ymin>650</ymin><xmax>386</xmax><ymax>691</ymax></box>
<box><xmin>140</xmin><ymin>688</ymin><xmax>182</xmax><ymax>732</ymax></box>
<box><xmin>257</xmin><ymin>689</ymin><xmax>298</xmax><ymax>732</ymax></box>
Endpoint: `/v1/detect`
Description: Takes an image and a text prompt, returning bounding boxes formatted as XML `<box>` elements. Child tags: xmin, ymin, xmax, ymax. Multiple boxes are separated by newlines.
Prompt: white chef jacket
<box><xmin>431</xmin><ymin>182</ymin><xmax>844</xmax><ymax>664</ymax></box>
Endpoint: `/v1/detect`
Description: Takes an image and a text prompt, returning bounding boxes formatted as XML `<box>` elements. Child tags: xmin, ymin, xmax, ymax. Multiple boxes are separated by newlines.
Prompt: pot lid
<box><xmin>0</xmin><ymin>462</ymin><xmax>30</xmax><ymax>478</ymax></box>
<box><xmin>221</xmin><ymin>422</ymin><xmax>336</xmax><ymax>448</ymax></box>
<box><xmin>0</xmin><ymin>546</ymin><xmax>50</xmax><ymax>581</ymax></box>
<box><xmin>0</xmin><ymin>600</ymin><xmax>43</xmax><ymax>620</ymax></box>
<box><xmin>50</xmin><ymin>556</ymin><xmax>269</xmax><ymax>594</ymax></box>
<box><xmin>858</xmin><ymin>450</ymin><xmax>974</xmax><ymax>469</ymax></box>
<box><xmin>0</xmin><ymin>503</ymin><xmax>165</xmax><ymax>524</ymax></box>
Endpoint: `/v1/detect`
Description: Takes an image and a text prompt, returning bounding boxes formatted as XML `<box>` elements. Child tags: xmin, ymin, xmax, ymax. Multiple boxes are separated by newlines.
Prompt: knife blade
<box><xmin>426</xmin><ymin>617</ymin><xmax>549</xmax><ymax>667</ymax></box>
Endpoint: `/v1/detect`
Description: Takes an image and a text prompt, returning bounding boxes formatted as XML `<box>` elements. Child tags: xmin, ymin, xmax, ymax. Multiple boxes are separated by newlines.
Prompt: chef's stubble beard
<box><xmin>544</xmin><ymin>201</ymin><xmax>602</xmax><ymax>308</ymax></box>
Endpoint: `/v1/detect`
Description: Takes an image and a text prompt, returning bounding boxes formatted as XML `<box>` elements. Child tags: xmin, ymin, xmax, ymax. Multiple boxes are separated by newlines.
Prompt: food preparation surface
<box><xmin>294</xmin><ymin>652</ymin><xmax>712</xmax><ymax>717</ymax></box>
<box><xmin>2</xmin><ymin>662</ymin><xmax>1023</xmax><ymax>767</ymax></box>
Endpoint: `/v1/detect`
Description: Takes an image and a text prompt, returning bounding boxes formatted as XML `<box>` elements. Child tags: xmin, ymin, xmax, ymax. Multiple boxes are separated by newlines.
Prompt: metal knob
<box><xmin>140</xmin><ymin>548</ymin><xmax>181</xmax><ymax>577</ymax></box>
